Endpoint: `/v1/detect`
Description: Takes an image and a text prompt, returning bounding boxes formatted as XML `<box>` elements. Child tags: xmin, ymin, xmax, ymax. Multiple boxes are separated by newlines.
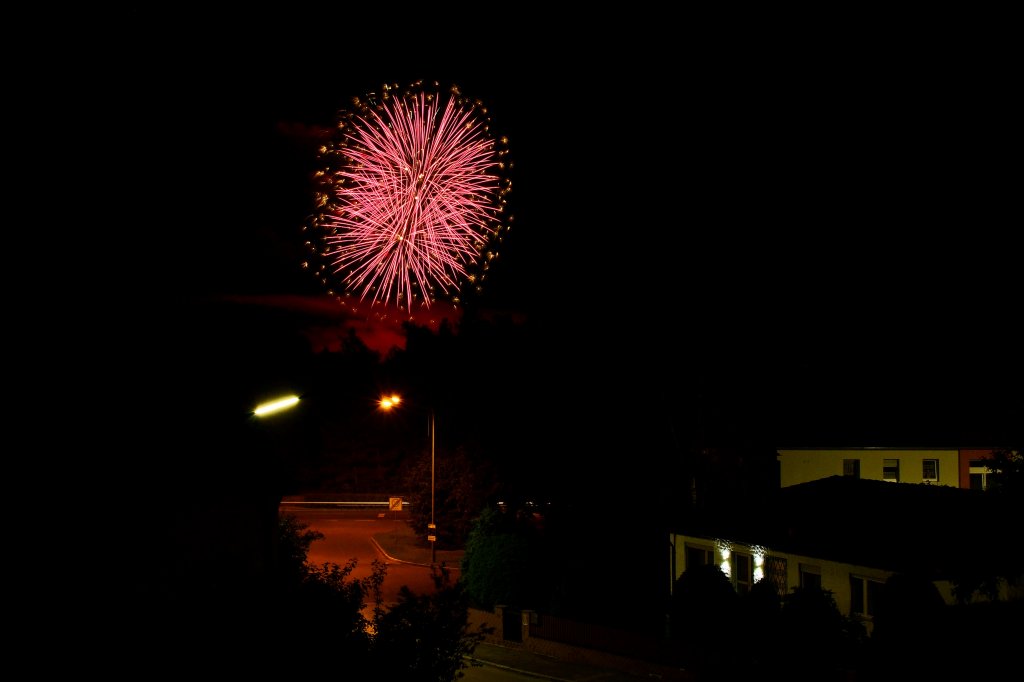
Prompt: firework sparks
<box><xmin>305</xmin><ymin>81</ymin><xmax>512</xmax><ymax>313</ymax></box>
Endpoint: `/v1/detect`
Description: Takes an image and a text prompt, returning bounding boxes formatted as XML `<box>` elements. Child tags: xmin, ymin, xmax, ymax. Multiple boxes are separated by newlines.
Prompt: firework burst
<box><xmin>304</xmin><ymin>81</ymin><xmax>512</xmax><ymax>314</ymax></box>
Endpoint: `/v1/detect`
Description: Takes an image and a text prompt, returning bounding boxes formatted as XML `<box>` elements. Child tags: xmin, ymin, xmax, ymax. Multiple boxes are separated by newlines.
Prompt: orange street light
<box><xmin>378</xmin><ymin>394</ymin><xmax>402</xmax><ymax>410</ymax></box>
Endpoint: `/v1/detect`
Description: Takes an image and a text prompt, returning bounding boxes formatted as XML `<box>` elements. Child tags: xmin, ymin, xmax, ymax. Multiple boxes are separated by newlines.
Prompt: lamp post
<box><xmin>429</xmin><ymin>409</ymin><xmax>436</xmax><ymax>567</ymax></box>
<box><xmin>380</xmin><ymin>394</ymin><xmax>437</xmax><ymax>567</ymax></box>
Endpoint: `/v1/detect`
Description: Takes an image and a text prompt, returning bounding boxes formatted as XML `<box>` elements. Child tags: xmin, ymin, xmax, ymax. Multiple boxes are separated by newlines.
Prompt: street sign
<box><xmin>428</xmin><ymin>535</ymin><xmax>437</xmax><ymax>542</ymax></box>
<box><xmin>389</xmin><ymin>497</ymin><xmax>402</xmax><ymax>511</ymax></box>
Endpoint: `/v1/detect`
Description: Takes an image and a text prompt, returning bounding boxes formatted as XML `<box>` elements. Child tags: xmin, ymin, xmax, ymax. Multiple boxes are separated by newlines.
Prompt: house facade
<box><xmin>670</xmin><ymin>531</ymin><xmax>903</xmax><ymax>634</ymax></box>
<box><xmin>776</xmin><ymin>447</ymin><xmax>1000</xmax><ymax>489</ymax></box>
<box><xmin>668</xmin><ymin>474</ymin><xmax>1022</xmax><ymax>635</ymax></box>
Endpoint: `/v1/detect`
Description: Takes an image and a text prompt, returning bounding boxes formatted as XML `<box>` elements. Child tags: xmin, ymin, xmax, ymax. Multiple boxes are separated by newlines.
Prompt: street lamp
<box><xmin>379</xmin><ymin>393</ymin><xmax>437</xmax><ymax>566</ymax></box>
<box><xmin>429</xmin><ymin>408</ymin><xmax>436</xmax><ymax>566</ymax></box>
<box><xmin>249</xmin><ymin>392</ymin><xmax>302</xmax><ymax>585</ymax></box>
<box><xmin>252</xmin><ymin>394</ymin><xmax>300</xmax><ymax>417</ymax></box>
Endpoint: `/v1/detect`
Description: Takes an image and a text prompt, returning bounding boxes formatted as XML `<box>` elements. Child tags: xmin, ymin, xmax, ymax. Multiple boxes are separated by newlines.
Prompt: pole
<box><xmin>430</xmin><ymin>409</ymin><xmax>436</xmax><ymax>566</ymax></box>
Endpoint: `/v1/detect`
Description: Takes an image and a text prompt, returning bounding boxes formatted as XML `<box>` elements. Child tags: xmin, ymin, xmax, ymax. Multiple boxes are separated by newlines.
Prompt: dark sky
<box><xmin>75</xmin><ymin>10</ymin><xmax>1020</xmax><ymax>452</ymax></box>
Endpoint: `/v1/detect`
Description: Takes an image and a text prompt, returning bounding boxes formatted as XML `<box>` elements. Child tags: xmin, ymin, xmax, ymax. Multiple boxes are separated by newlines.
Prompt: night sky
<box><xmin>69</xmin><ymin>10</ymin><xmax>1020</xmax><ymax>475</ymax></box>
<box><xmin>35</xmin><ymin>16</ymin><xmax>1019</xmax><ymax>652</ymax></box>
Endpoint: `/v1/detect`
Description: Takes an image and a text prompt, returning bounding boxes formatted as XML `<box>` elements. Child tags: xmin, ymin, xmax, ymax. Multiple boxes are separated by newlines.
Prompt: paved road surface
<box><xmin>282</xmin><ymin>507</ymin><xmax>442</xmax><ymax>610</ymax></box>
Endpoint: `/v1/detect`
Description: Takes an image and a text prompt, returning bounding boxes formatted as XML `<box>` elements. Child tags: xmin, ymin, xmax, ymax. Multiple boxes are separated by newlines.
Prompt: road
<box><xmin>460</xmin><ymin>659</ymin><xmax>547</xmax><ymax>681</ymax></box>
<box><xmin>281</xmin><ymin>506</ymin><xmax>441</xmax><ymax>609</ymax></box>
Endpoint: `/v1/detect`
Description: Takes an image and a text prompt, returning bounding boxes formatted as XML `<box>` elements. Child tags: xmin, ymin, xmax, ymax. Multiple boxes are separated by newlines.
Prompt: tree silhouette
<box><xmin>985</xmin><ymin>447</ymin><xmax>1023</xmax><ymax>497</ymax></box>
<box><xmin>865</xmin><ymin>572</ymin><xmax>946</xmax><ymax>681</ymax></box>
<box><xmin>460</xmin><ymin>506</ymin><xmax>546</xmax><ymax>611</ymax></box>
<box><xmin>668</xmin><ymin>563</ymin><xmax>737</xmax><ymax>675</ymax></box>
<box><xmin>951</xmin><ymin>448</ymin><xmax>1024</xmax><ymax>603</ymax></box>
<box><xmin>269</xmin><ymin>513</ymin><xmax>489</xmax><ymax>679</ymax></box>
<box><xmin>373</xmin><ymin>569</ymin><xmax>491</xmax><ymax>682</ymax></box>
<box><xmin>402</xmin><ymin>444</ymin><xmax>499</xmax><ymax>548</ymax></box>
<box><xmin>776</xmin><ymin>586</ymin><xmax>866</xmax><ymax>681</ymax></box>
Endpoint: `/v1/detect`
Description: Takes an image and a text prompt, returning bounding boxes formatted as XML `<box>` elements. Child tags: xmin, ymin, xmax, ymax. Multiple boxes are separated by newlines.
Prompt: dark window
<box><xmin>686</xmin><ymin>544</ymin><xmax>715</xmax><ymax>570</ymax></box>
<box><xmin>843</xmin><ymin>459</ymin><xmax>861</xmax><ymax>478</ymax></box>
<box><xmin>800</xmin><ymin>564</ymin><xmax>821</xmax><ymax>590</ymax></box>
<box><xmin>867</xmin><ymin>580</ymin><xmax>883</xmax><ymax>615</ymax></box>
<box><xmin>850</xmin><ymin>575</ymin><xmax>885</xmax><ymax>617</ymax></box>
<box><xmin>850</xmin><ymin>576</ymin><xmax>863</xmax><ymax>614</ymax></box>
<box><xmin>922</xmin><ymin>459</ymin><xmax>938</xmax><ymax>481</ymax></box>
<box><xmin>734</xmin><ymin>553</ymin><xmax>752</xmax><ymax>594</ymax></box>
<box><xmin>969</xmin><ymin>473</ymin><xmax>985</xmax><ymax>490</ymax></box>
<box><xmin>883</xmin><ymin>459</ymin><xmax>900</xmax><ymax>482</ymax></box>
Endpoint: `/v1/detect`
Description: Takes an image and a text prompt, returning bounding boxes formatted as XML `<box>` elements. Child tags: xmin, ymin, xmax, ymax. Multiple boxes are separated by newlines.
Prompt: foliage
<box><xmin>670</xmin><ymin>562</ymin><xmax>737</xmax><ymax>624</ymax></box>
<box><xmin>736</xmin><ymin>579</ymin><xmax>783</xmax><ymax>668</ymax></box>
<box><xmin>668</xmin><ymin>563</ymin><xmax>737</xmax><ymax>672</ymax></box>
<box><xmin>984</xmin><ymin>447</ymin><xmax>1023</xmax><ymax>496</ymax></box>
<box><xmin>274</xmin><ymin>513</ymin><xmax>489</xmax><ymax>680</ymax></box>
<box><xmin>402</xmin><ymin>445</ymin><xmax>499</xmax><ymax>548</ymax></box>
<box><xmin>460</xmin><ymin>506</ymin><xmax>545</xmax><ymax>611</ymax></box>
<box><xmin>373</xmin><ymin>568</ymin><xmax>492</xmax><ymax>682</ymax></box>
<box><xmin>276</xmin><ymin>511</ymin><xmax>325</xmax><ymax>589</ymax></box>
<box><xmin>777</xmin><ymin>585</ymin><xmax>866</xmax><ymax>675</ymax></box>
<box><xmin>864</xmin><ymin>572</ymin><xmax>946</xmax><ymax>678</ymax></box>
<box><xmin>669</xmin><ymin>571</ymin><xmax>867</xmax><ymax>679</ymax></box>
<box><xmin>951</xmin><ymin>447</ymin><xmax>1024</xmax><ymax>603</ymax></box>
<box><xmin>951</xmin><ymin>566</ymin><xmax>1006</xmax><ymax>604</ymax></box>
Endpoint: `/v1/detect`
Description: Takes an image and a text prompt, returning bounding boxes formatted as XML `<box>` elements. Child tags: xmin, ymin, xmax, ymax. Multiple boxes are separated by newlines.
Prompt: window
<box><xmin>850</xmin><ymin>575</ymin><xmax>885</xmax><ymax>618</ymax></box>
<box><xmin>922</xmin><ymin>459</ymin><xmax>939</xmax><ymax>482</ymax></box>
<box><xmin>733</xmin><ymin>553</ymin><xmax>753</xmax><ymax>594</ymax></box>
<box><xmin>685</xmin><ymin>544</ymin><xmax>715</xmax><ymax>571</ymax></box>
<box><xmin>800</xmin><ymin>564</ymin><xmax>821</xmax><ymax>591</ymax></box>
<box><xmin>883</xmin><ymin>458</ymin><xmax>900</xmax><ymax>482</ymax></box>
<box><xmin>969</xmin><ymin>459</ymin><xmax>992</xmax><ymax>491</ymax></box>
<box><xmin>843</xmin><ymin>459</ymin><xmax>861</xmax><ymax>478</ymax></box>
<box><xmin>765</xmin><ymin>556</ymin><xmax>788</xmax><ymax>597</ymax></box>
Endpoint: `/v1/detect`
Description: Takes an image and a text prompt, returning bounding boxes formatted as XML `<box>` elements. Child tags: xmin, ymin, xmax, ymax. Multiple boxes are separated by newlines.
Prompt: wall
<box><xmin>958</xmin><ymin>449</ymin><xmax>996</xmax><ymax>489</ymax></box>
<box><xmin>468</xmin><ymin>607</ymin><xmax>688</xmax><ymax>680</ymax></box>
<box><xmin>670</xmin><ymin>532</ymin><xmax>945</xmax><ymax>636</ymax></box>
<box><xmin>777</xmin><ymin>448</ymin><xmax>960</xmax><ymax>487</ymax></box>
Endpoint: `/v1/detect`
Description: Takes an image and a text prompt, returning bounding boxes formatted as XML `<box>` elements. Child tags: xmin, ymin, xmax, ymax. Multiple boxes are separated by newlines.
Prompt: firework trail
<box><xmin>305</xmin><ymin>81</ymin><xmax>512</xmax><ymax>313</ymax></box>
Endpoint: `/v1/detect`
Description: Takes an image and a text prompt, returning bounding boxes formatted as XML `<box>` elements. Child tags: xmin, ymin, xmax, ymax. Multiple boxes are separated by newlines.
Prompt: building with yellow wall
<box><xmin>776</xmin><ymin>447</ymin><xmax>997</xmax><ymax>488</ymax></box>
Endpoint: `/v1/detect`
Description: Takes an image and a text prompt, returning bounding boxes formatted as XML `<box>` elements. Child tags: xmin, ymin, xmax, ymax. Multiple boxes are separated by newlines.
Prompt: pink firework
<box><xmin>306</xmin><ymin>81</ymin><xmax>512</xmax><ymax>313</ymax></box>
